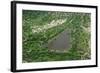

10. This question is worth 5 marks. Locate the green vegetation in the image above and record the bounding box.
[22,10,91,63]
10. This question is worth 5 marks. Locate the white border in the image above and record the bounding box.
[16,3,96,70]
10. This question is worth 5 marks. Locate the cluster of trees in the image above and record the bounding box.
[22,10,91,62]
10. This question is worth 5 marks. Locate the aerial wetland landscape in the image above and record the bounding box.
[22,10,91,63]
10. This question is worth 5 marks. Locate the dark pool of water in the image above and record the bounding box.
[47,29,70,52]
